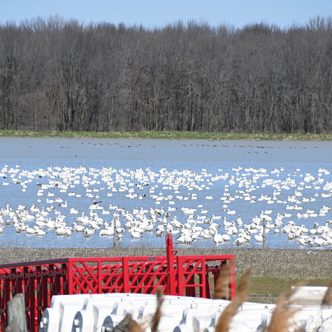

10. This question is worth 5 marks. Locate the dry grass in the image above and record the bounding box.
[215,268,251,332]
[128,315,145,332]
[321,281,332,305]
[150,289,164,332]
[112,313,144,332]
[265,283,305,332]
[214,262,231,299]
[114,289,164,332]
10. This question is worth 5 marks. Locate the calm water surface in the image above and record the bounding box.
[0,138,331,249]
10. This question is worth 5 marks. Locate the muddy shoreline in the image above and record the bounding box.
[0,247,331,279]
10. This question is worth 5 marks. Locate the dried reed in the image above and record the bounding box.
[151,288,164,332]
[321,281,332,306]
[128,315,146,332]
[215,268,252,332]
[113,313,145,332]
[214,262,231,299]
[265,283,303,332]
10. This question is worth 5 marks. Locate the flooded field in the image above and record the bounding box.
[0,137,331,249]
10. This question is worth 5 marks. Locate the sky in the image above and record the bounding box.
[1,0,332,29]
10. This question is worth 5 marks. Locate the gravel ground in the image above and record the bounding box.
[0,246,331,279]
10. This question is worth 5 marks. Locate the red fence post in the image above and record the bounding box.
[67,260,73,295]
[0,275,5,331]
[200,259,207,298]
[98,259,102,294]
[166,232,176,295]
[230,257,236,299]
[122,257,129,293]
[176,256,184,296]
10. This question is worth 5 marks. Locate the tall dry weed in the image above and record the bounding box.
[265,283,304,332]
[128,315,146,332]
[214,262,231,299]
[321,281,332,305]
[214,268,252,332]
[113,313,145,332]
[150,288,164,332]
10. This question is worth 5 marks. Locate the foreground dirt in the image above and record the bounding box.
[0,246,331,279]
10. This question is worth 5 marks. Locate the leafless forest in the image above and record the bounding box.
[0,16,332,133]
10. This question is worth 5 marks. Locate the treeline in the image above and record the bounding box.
[0,16,332,133]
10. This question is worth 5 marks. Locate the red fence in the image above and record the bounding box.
[0,234,235,332]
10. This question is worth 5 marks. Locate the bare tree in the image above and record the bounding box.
[0,17,331,133]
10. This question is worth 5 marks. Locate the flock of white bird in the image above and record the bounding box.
[0,164,332,248]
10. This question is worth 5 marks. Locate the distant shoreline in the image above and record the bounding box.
[1,130,332,141]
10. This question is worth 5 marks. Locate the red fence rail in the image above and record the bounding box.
[0,260,68,332]
[0,234,235,332]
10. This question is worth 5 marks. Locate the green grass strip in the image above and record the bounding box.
[248,277,331,303]
[1,130,332,140]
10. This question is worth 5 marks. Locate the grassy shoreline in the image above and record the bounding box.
[1,129,332,140]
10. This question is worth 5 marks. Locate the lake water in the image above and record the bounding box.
[0,137,331,249]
